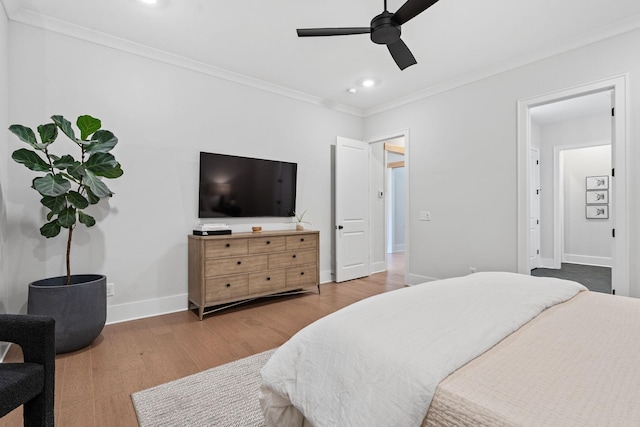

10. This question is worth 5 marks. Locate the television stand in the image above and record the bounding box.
[188,230,320,319]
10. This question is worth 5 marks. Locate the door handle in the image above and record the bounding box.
[336,225,344,230]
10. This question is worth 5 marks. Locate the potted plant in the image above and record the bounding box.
[293,210,311,231]
[8,114,123,353]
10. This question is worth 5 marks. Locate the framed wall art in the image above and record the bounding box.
[586,205,609,219]
[586,175,609,190]
[586,190,608,204]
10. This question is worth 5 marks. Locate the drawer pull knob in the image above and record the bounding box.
[226,243,230,248]
[266,241,271,244]
[292,255,297,258]
[300,272,305,275]
[237,261,242,265]
[266,277,271,281]
[300,238,305,242]
[226,283,231,288]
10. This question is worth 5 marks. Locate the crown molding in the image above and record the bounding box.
[3,3,365,118]
[0,0,19,17]
[5,0,639,120]
[364,14,640,117]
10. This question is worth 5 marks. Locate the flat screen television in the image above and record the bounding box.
[198,152,297,218]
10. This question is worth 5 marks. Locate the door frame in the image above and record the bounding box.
[529,146,540,269]
[365,129,410,284]
[517,75,628,296]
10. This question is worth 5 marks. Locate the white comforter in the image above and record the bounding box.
[259,272,586,427]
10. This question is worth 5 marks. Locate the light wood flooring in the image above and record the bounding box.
[1,253,406,426]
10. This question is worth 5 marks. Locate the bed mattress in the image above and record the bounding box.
[260,272,587,427]
[425,291,640,426]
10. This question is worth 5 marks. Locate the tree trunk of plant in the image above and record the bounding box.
[66,226,73,285]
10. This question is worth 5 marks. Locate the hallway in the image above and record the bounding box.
[531,263,611,294]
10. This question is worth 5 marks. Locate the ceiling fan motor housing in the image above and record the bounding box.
[370,11,401,45]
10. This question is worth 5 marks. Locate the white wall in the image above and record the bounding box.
[0,2,9,316]
[6,22,362,321]
[536,113,611,266]
[0,2,9,360]
[563,145,611,265]
[364,28,640,295]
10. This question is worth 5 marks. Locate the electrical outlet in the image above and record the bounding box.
[419,211,431,221]
[106,282,115,297]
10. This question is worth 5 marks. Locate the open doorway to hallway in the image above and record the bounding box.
[529,91,612,294]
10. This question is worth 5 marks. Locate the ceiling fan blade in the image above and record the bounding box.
[387,38,417,70]
[392,0,439,25]
[297,27,371,37]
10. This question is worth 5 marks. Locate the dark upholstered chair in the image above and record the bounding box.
[0,314,55,426]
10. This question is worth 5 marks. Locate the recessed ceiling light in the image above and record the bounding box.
[347,88,357,94]
[138,0,158,5]
[361,79,376,88]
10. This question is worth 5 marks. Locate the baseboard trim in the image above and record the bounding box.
[562,254,612,268]
[538,257,557,269]
[106,270,335,324]
[407,273,438,286]
[106,294,188,325]
[370,261,386,275]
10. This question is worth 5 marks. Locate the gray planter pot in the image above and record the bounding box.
[28,274,107,354]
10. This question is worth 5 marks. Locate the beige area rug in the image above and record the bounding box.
[131,349,276,426]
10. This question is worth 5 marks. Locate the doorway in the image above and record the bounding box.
[517,76,628,296]
[384,139,405,256]
[528,93,613,293]
[366,130,410,284]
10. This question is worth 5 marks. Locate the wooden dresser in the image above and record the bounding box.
[188,230,319,319]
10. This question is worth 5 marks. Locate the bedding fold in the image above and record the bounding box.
[260,272,586,427]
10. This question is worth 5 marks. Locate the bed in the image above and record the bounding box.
[259,272,640,426]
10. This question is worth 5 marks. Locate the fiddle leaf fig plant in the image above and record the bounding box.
[9,115,123,285]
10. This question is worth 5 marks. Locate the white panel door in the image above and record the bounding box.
[530,147,540,269]
[335,136,370,282]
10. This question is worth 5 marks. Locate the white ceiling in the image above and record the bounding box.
[4,0,640,116]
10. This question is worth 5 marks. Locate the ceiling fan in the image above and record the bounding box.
[296,0,440,70]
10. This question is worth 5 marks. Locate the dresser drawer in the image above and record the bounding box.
[286,234,318,251]
[205,274,249,302]
[248,236,286,254]
[249,269,286,294]
[205,239,248,258]
[269,249,317,269]
[286,265,317,288]
[205,254,268,277]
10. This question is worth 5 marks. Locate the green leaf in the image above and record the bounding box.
[8,124,37,146]
[51,115,76,141]
[77,115,101,141]
[85,152,118,174]
[12,148,51,172]
[67,191,89,209]
[40,220,61,238]
[58,207,76,228]
[85,130,118,153]
[52,154,76,170]
[66,162,86,180]
[78,211,96,227]
[37,123,58,145]
[41,195,66,214]
[98,163,124,179]
[32,174,71,197]
[83,170,112,198]
[85,188,100,205]
[47,211,55,221]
